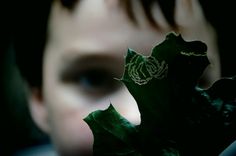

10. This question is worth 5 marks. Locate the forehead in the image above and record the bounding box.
[47,0,169,56]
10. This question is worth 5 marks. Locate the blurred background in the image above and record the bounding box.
[1,1,49,155]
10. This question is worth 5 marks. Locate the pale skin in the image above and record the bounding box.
[29,0,221,155]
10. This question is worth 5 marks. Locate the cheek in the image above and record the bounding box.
[50,108,94,154]
[43,84,103,153]
[44,81,141,154]
[109,87,141,125]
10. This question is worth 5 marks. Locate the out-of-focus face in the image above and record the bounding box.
[34,0,220,155]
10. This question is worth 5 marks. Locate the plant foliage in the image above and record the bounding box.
[84,32,236,156]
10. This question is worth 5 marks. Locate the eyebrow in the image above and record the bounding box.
[62,53,124,68]
[60,53,125,81]
[60,0,80,10]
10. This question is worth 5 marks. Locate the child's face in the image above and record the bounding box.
[31,0,220,155]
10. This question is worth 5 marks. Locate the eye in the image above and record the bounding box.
[62,68,122,97]
[78,68,121,94]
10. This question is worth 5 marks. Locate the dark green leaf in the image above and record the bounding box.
[84,32,236,156]
[84,104,142,156]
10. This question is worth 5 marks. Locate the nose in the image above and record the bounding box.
[110,87,141,125]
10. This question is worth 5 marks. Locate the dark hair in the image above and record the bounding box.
[14,0,235,88]
[14,0,53,87]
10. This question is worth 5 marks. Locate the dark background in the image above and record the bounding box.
[1,0,49,155]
